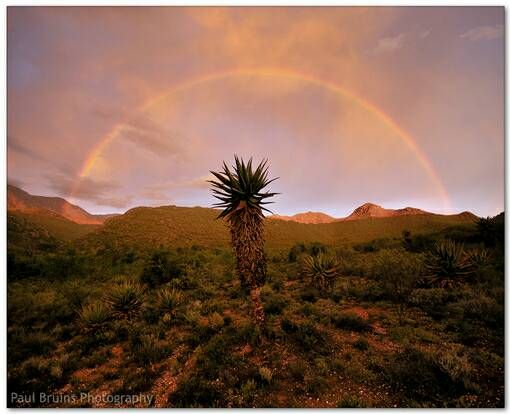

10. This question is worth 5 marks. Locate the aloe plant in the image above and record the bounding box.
[302,253,339,292]
[209,156,278,326]
[424,240,473,288]
[156,287,183,315]
[78,301,111,332]
[105,281,144,318]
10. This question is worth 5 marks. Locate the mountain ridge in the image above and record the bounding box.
[7,184,117,225]
[7,184,478,226]
[269,202,477,224]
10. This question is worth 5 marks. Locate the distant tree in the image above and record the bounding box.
[209,156,278,326]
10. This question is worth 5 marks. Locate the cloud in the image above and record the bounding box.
[93,108,184,157]
[460,24,503,41]
[420,29,431,39]
[8,135,75,174]
[373,33,405,54]
[46,174,132,208]
[141,174,213,201]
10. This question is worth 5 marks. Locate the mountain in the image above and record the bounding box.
[268,211,336,224]
[341,202,428,221]
[7,184,117,225]
[269,202,476,224]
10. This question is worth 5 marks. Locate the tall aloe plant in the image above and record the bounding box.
[209,156,278,326]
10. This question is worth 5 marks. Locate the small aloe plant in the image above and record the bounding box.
[105,281,144,318]
[78,301,111,332]
[302,253,340,292]
[424,240,474,288]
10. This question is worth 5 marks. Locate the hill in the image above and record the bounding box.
[7,184,117,224]
[268,211,336,224]
[8,210,100,244]
[81,204,478,252]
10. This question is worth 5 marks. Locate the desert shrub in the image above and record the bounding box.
[170,375,222,407]
[409,288,452,319]
[300,286,319,302]
[353,337,369,351]
[337,396,366,408]
[354,237,396,253]
[476,215,504,248]
[371,249,422,320]
[105,281,144,318]
[258,367,273,384]
[262,293,287,315]
[240,379,257,405]
[128,333,170,365]
[156,287,183,315]
[331,312,371,332]
[281,318,328,354]
[384,345,472,403]
[288,242,329,262]
[78,301,111,332]
[449,294,503,328]
[8,328,56,364]
[304,375,328,396]
[140,249,184,288]
[8,355,71,405]
[113,366,159,396]
[288,360,307,380]
[371,249,422,299]
[402,230,436,253]
[338,278,385,302]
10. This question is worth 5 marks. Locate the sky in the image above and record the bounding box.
[7,7,504,217]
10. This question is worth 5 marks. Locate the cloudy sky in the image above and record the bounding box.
[7,7,504,217]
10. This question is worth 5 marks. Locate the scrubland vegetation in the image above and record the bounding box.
[7,209,504,407]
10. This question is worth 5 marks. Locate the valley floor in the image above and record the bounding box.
[7,232,504,408]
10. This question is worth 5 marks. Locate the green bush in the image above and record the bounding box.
[140,249,184,288]
[409,288,452,319]
[331,312,371,332]
[384,345,472,403]
[262,293,287,315]
[129,333,170,365]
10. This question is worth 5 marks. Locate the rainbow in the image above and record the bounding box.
[73,68,452,211]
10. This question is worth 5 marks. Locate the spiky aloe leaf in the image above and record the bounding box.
[208,155,279,219]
